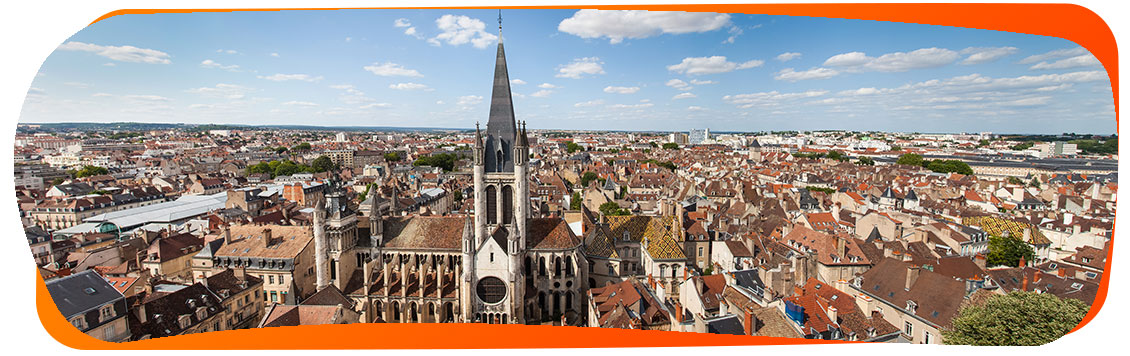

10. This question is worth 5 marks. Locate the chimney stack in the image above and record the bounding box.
[835,235,847,260]
[1019,255,1026,268]
[222,223,232,245]
[263,228,273,247]
[675,301,684,323]
[1021,273,1029,291]
[905,266,920,291]
[743,307,756,336]
[826,305,838,324]
[1057,267,1066,277]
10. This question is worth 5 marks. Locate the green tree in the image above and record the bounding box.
[453,190,463,201]
[310,155,337,173]
[986,235,1035,267]
[580,172,599,187]
[274,146,289,154]
[73,165,109,178]
[1010,142,1034,151]
[896,153,925,167]
[1029,177,1042,189]
[977,139,991,147]
[274,161,305,177]
[925,160,974,175]
[565,142,581,154]
[857,156,875,166]
[598,201,630,216]
[292,142,312,151]
[825,150,846,161]
[943,291,1088,345]
[662,142,679,150]
[384,152,402,162]
[569,192,582,210]
[413,153,459,171]
[51,177,65,186]
[890,145,903,151]
[1008,176,1024,185]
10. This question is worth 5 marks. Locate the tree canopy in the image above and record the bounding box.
[565,141,581,154]
[943,291,1088,346]
[70,165,109,178]
[925,159,974,175]
[412,153,459,171]
[569,192,582,210]
[598,201,630,216]
[580,172,599,187]
[662,142,679,150]
[291,142,312,151]
[384,152,402,162]
[986,235,1035,268]
[856,156,875,166]
[310,155,337,173]
[896,153,925,166]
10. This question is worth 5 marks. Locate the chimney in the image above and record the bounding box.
[648,274,656,290]
[827,305,838,324]
[1021,273,1029,291]
[1057,267,1066,277]
[263,228,273,247]
[743,307,756,335]
[233,267,245,281]
[905,266,920,291]
[1033,271,1042,284]
[1019,255,1026,268]
[835,235,846,260]
[973,253,986,270]
[675,301,684,323]
[222,223,232,245]
[137,303,147,324]
[1063,213,1074,225]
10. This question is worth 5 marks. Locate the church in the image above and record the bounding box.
[319,19,588,325]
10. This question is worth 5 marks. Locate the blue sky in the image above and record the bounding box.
[21,9,1116,134]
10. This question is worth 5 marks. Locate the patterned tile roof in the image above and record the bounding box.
[962,215,1051,246]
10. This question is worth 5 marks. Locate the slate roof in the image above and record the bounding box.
[45,270,124,319]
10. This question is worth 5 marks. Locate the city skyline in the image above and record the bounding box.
[21,9,1116,134]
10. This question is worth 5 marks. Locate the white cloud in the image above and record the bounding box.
[608,103,654,109]
[394,18,411,28]
[91,92,113,97]
[776,52,802,62]
[258,73,323,82]
[1029,54,1101,70]
[672,92,696,100]
[574,99,604,107]
[839,87,883,96]
[270,52,280,57]
[723,90,828,109]
[1019,47,1088,64]
[774,67,840,82]
[282,101,319,107]
[200,59,240,71]
[667,56,762,75]
[329,84,376,105]
[63,82,92,88]
[558,10,730,44]
[604,86,640,94]
[688,106,704,111]
[959,47,1018,65]
[389,82,431,91]
[217,49,239,54]
[56,41,171,64]
[723,25,744,44]
[123,94,172,102]
[359,103,392,109]
[689,79,716,85]
[363,62,423,77]
[186,83,254,99]
[538,83,558,89]
[531,90,553,98]
[511,79,527,85]
[457,95,483,106]
[428,15,497,49]
[823,48,960,72]
[556,57,605,79]
[666,79,692,91]
[345,37,352,42]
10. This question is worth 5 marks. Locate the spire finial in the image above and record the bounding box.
[498,9,503,33]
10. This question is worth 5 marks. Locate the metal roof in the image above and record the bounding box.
[45,270,124,319]
[83,192,227,231]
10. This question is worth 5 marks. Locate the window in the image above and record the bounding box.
[490,253,494,263]
[71,317,86,330]
[270,291,277,302]
[904,321,913,336]
[268,275,275,284]
[697,247,703,257]
[924,331,932,344]
[100,305,115,321]
[103,324,116,340]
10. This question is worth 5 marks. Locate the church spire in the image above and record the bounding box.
[483,11,517,173]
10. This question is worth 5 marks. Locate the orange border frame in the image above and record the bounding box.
[35,3,1117,349]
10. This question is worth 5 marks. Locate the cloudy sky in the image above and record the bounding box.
[21,9,1115,134]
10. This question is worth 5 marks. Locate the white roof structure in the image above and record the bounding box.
[83,192,227,232]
